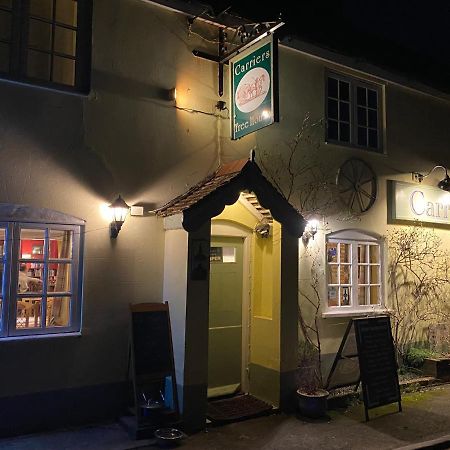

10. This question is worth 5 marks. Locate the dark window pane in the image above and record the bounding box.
[30,0,53,20]
[368,89,377,109]
[56,0,77,27]
[339,81,350,101]
[28,19,52,51]
[0,10,11,41]
[52,56,75,86]
[0,42,9,73]
[368,129,378,148]
[339,123,350,142]
[327,120,338,140]
[357,87,367,106]
[358,127,367,146]
[339,102,350,122]
[327,99,338,119]
[27,49,51,81]
[328,77,338,98]
[368,109,377,128]
[357,107,367,126]
[54,26,76,56]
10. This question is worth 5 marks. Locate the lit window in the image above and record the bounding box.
[0,207,84,338]
[326,230,383,313]
[326,72,383,152]
[0,0,92,93]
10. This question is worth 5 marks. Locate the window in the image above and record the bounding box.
[0,0,92,93]
[326,72,383,152]
[326,230,383,314]
[0,207,84,338]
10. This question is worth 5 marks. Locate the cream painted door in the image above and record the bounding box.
[208,237,244,397]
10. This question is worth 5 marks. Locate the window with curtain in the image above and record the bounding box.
[0,218,83,338]
[0,0,92,93]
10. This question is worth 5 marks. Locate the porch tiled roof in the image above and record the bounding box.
[156,159,248,217]
[156,157,306,237]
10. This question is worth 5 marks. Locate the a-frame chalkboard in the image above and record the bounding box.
[122,302,180,438]
[327,316,401,421]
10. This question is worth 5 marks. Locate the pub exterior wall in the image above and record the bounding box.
[0,0,448,433]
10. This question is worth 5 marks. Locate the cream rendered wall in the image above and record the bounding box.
[0,0,449,424]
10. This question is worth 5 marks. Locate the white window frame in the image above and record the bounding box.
[0,204,84,338]
[325,71,384,153]
[323,229,385,317]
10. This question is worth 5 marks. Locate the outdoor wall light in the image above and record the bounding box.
[413,165,450,192]
[302,219,319,243]
[109,195,130,239]
[167,87,177,102]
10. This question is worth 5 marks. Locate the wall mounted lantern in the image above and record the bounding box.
[413,165,450,192]
[109,195,130,238]
[302,219,319,243]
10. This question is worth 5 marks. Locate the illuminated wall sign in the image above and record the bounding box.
[230,35,277,140]
[389,180,450,226]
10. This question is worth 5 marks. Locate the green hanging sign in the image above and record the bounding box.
[230,36,277,140]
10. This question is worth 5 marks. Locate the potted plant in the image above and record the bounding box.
[296,246,329,419]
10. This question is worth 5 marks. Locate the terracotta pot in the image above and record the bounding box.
[296,388,329,418]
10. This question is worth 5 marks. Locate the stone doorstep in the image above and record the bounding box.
[394,435,450,450]
[327,376,443,409]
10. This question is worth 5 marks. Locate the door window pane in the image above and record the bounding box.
[49,229,73,259]
[340,287,351,306]
[16,298,42,329]
[328,286,338,307]
[52,55,75,85]
[27,49,51,80]
[49,263,71,292]
[28,19,53,51]
[370,286,380,305]
[358,287,367,305]
[20,229,45,258]
[18,263,44,293]
[30,0,53,20]
[54,26,76,56]
[47,296,70,327]
[327,243,338,263]
[56,0,77,27]
[340,243,350,262]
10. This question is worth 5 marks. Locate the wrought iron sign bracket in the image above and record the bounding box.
[192,21,284,97]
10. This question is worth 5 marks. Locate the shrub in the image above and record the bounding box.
[404,347,434,369]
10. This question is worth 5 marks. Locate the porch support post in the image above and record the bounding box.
[279,228,299,411]
[182,220,211,431]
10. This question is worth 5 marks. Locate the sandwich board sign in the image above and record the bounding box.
[326,316,402,421]
[230,35,278,140]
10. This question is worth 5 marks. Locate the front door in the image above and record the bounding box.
[208,237,244,397]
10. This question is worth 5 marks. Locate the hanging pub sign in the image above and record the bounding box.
[230,35,278,140]
[389,180,450,227]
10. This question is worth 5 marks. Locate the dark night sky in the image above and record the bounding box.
[205,0,450,92]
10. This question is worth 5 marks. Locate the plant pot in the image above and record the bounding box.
[296,388,329,419]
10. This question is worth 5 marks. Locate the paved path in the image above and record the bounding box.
[1,385,450,449]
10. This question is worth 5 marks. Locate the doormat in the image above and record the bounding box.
[207,394,274,424]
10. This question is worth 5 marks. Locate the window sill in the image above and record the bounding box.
[324,139,386,156]
[0,332,82,342]
[322,308,391,318]
[0,77,90,98]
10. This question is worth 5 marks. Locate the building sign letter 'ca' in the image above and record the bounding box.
[230,36,277,140]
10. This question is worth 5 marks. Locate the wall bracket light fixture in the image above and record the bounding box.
[412,165,450,192]
[109,195,130,238]
[302,219,319,244]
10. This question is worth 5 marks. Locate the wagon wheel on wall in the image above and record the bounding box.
[336,158,377,214]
